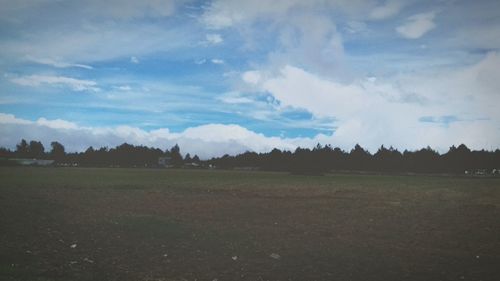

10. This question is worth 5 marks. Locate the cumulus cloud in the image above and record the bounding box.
[253,65,366,118]
[10,75,100,92]
[241,52,500,151]
[396,12,436,39]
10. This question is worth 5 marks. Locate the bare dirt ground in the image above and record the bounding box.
[1,167,499,281]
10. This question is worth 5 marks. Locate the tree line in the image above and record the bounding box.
[1,139,499,174]
[209,144,500,174]
[0,139,198,168]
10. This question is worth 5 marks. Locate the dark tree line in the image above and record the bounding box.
[208,144,500,174]
[0,139,199,168]
[1,139,499,174]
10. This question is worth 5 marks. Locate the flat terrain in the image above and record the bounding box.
[1,167,499,281]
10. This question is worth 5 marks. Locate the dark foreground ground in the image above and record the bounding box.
[0,167,499,281]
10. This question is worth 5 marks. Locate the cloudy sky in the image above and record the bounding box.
[1,0,499,158]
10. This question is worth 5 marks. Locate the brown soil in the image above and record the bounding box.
[1,167,499,281]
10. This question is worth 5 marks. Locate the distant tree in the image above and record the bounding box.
[50,141,66,163]
[170,144,183,167]
[15,139,29,158]
[403,146,440,172]
[349,144,372,171]
[289,147,326,175]
[443,144,473,173]
[373,145,403,172]
[192,155,201,164]
[184,153,192,163]
[28,140,45,159]
[0,147,13,158]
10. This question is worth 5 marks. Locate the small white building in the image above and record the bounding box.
[158,156,172,168]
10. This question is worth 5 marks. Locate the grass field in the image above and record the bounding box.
[1,167,499,281]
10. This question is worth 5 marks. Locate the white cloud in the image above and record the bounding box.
[36,118,78,130]
[369,1,402,20]
[201,0,304,29]
[241,52,500,151]
[217,91,254,104]
[130,56,140,64]
[242,70,262,84]
[200,0,385,29]
[10,75,100,92]
[253,65,367,118]
[0,113,31,125]
[82,0,179,20]
[0,0,181,21]
[201,1,350,78]
[114,85,132,91]
[205,33,223,45]
[211,59,225,64]
[344,21,367,34]
[396,12,436,39]
[27,57,93,69]
[0,22,192,64]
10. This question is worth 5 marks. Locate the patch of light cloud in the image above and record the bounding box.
[0,21,193,64]
[205,33,223,45]
[114,85,132,91]
[216,91,254,104]
[242,70,262,85]
[200,0,392,30]
[211,58,224,64]
[396,11,436,39]
[195,59,207,64]
[369,1,403,20]
[344,21,367,34]
[70,0,180,21]
[9,74,100,92]
[130,56,140,64]
[35,117,79,130]
[26,56,93,69]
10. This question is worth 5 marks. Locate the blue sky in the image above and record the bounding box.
[1,0,499,158]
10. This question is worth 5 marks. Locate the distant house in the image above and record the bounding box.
[158,156,172,168]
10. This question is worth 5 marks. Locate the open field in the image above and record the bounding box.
[1,167,499,281]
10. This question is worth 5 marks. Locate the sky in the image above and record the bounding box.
[0,0,499,159]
